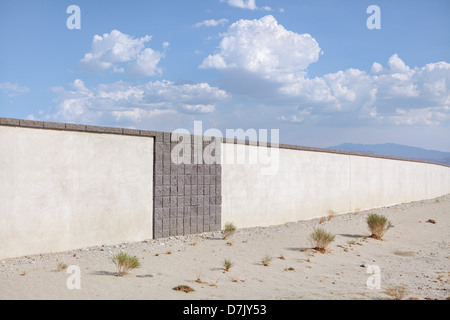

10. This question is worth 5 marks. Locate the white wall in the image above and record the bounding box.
[221,143,450,229]
[0,126,153,259]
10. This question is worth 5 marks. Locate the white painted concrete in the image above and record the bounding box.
[221,143,450,229]
[0,126,153,259]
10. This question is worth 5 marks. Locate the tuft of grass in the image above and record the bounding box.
[285,267,295,272]
[223,222,237,240]
[309,228,335,253]
[367,214,392,240]
[223,259,233,271]
[173,285,195,293]
[384,286,407,300]
[56,262,68,272]
[279,254,286,260]
[112,251,141,277]
[261,254,272,267]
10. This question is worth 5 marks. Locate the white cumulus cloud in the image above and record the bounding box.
[198,15,450,126]
[199,15,321,82]
[79,30,166,77]
[193,19,229,28]
[279,56,450,126]
[199,15,450,127]
[43,79,229,125]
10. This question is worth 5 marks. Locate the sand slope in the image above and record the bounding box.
[1,195,449,300]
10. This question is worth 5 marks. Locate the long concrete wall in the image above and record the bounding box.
[1,117,449,259]
[0,125,154,259]
[221,143,450,229]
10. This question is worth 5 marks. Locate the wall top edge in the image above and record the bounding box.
[1,117,449,168]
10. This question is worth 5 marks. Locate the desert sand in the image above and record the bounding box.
[1,194,449,300]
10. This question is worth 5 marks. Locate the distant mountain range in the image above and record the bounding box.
[326,143,450,166]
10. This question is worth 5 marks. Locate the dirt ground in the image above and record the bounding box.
[1,195,449,300]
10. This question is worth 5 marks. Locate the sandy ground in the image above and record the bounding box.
[1,194,449,300]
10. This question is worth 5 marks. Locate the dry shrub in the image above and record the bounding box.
[173,285,195,293]
[112,251,141,277]
[223,222,237,240]
[384,286,407,300]
[367,214,392,240]
[56,262,68,272]
[261,255,272,266]
[223,259,233,271]
[309,228,335,253]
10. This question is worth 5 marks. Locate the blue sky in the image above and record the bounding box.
[1,0,449,151]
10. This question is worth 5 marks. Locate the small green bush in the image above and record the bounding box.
[223,222,237,239]
[56,262,68,272]
[112,251,141,277]
[309,228,335,253]
[367,214,392,240]
[223,259,233,271]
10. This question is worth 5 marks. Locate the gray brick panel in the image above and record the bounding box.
[152,130,222,239]
[154,197,163,209]
[0,117,20,126]
[170,196,177,207]
[162,197,170,207]
[162,218,170,230]
[154,219,163,230]
[154,208,163,220]
[155,165,163,175]
[86,125,123,134]
[184,217,190,228]
[162,208,170,219]
[122,128,140,136]
[170,218,177,230]
[19,119,45,128]
[163,165,170,175]
[154,230,163,239]
[43,121,66,130]
[139,130,158,137]
[162,186,170,196]
[155,175,163,186]
[154,132,163,142]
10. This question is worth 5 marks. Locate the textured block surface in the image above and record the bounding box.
[153,132,222,238]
